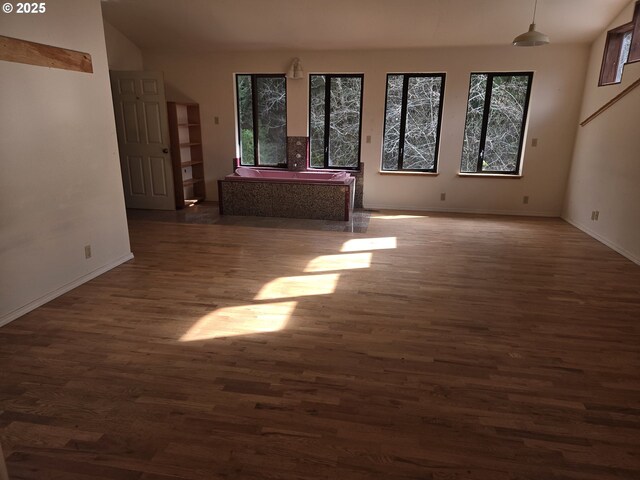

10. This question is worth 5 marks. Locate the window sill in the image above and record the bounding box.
[378,170,439,176]
[310,168,362,173]
[458,173,522,178]
[239,165,288,170]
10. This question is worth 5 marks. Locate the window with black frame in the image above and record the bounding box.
[236,74,287,167]
[309,74,363,170]
[460,72,533,175]
[382,73,446,172]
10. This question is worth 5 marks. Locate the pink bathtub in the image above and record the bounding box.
[227,167,353,185]
[219,167,356,220]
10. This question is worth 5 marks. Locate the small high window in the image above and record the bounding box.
[309,74,363,170]
[600,1,640,86]
[460,72,533,175]
[381,74,446,172]
[236,74,287,166]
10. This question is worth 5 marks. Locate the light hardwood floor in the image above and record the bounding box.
[1,212,639,479]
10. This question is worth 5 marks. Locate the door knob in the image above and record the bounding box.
[162,148,169,153]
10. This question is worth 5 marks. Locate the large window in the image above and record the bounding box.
[461,72,533,175]
[309,74,363,170]
[236,74,287,166]
[382,73,445,172]
[599,2,640,86]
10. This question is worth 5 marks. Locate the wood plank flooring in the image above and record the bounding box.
[1,212,639,479]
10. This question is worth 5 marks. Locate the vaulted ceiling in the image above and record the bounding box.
[101,0,631,52]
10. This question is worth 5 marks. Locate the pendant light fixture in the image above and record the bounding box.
[513,0,550,47]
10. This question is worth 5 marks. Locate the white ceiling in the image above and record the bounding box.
[101,0,631,52]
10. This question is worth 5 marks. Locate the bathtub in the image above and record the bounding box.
[231,167,351,183]
[218,167,356,220]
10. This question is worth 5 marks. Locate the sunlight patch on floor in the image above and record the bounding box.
[304,252,372,273]
[254,273,340,300]
[180,301,297,341]
[341,236,397,252]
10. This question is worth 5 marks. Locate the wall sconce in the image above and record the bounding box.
[287,58,304,79]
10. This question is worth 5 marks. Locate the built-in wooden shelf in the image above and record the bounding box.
[167,101,206,209]
[181,160,204,167]
[183,178,204,187]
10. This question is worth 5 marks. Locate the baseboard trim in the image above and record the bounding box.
[561,216,640,266]
[365,204,558,218]
[0,252,134,328]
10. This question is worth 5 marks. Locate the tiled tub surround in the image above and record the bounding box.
[352,163,364,209]
[219,168,356,221]
[287,136,309,171]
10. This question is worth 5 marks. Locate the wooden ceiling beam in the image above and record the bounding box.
[0,35,92,73]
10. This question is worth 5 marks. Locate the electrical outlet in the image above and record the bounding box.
[366,135,371,144]
[532,138,538,147]
[591,211,596,220]
[595,210,600,221]
[84,245,92,259]
[214,116,220,125]
[440,193,446,201]
[523,195,529,204]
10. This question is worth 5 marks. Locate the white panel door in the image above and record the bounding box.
[110,71,175,210]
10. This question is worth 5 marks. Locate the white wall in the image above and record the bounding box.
[563,1,640,264]
[0,0,132,325]
[103,19,144,71]
[143,44,588,216]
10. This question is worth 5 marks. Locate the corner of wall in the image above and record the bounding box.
[102,16,144,71]
[561,0,640,265]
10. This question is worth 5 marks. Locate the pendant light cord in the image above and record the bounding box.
[532,0,538,23]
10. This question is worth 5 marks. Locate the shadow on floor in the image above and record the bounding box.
[126,202,371,233]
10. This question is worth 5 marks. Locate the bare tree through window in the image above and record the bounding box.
[309,74,363,169]
[309,75,326,168]
[461,74,487,173]
[616,31,633,83]
[382,73,445,171]
[236,74,287,166]
[461,73,533,174]
[237,75,255,165]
